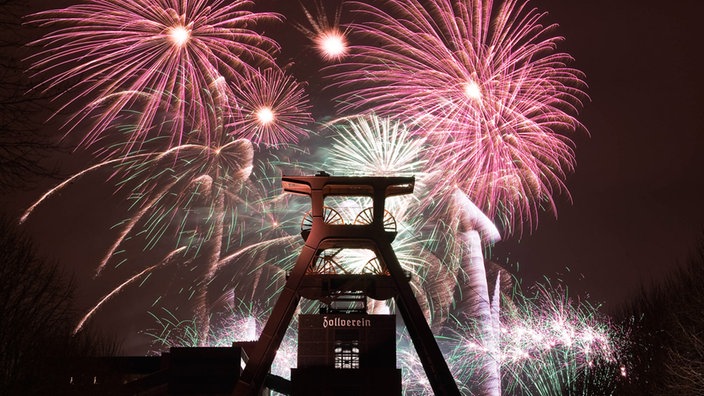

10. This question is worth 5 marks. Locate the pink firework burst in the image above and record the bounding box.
[328,0,588,234]
[27,0,280,153]
[228,67,312,147]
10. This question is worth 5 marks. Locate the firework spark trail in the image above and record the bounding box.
[18,154,148,224]
[327,0,588,235]
[210,231,302,310]
[18,141,214,228]
[21,69,312,335]
[26,0,280,152]
[95,177,183,277]
[75,246,187,334]
[215,235,299,273]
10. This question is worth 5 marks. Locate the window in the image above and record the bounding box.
[334,341,360,369]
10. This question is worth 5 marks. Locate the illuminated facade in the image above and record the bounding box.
[292,314,400,395]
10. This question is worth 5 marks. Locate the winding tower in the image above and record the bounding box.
[233,173,460,395]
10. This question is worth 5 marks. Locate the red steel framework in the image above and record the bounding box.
[233,173,460,395]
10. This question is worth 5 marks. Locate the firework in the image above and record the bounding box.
[27,0,280,152]
[229,67,313,147]
[19,6,609,396]
[322,114,427,179]
[327,0,587,235]
[446,282,626,395]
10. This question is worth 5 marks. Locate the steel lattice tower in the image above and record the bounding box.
[233,173,460,395]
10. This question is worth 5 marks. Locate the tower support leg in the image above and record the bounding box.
[233,244,317,395]
[378,243,461,396]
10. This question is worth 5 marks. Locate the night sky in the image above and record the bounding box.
[3,0,704,353]
[493,0,704,311]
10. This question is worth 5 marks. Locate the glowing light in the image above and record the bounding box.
[296,2,347,61]
[317,30,347,60]
[168,25,190,47]
[463,80,482,101]
[256,107,275,125]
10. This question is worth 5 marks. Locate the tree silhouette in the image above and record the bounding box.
[618,237,704,395]
[0,217,119,395]
[0,0,58,193]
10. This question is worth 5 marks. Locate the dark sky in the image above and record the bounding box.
[491,0,704,311]
[4,0,704,352]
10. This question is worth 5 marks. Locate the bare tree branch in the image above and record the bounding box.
[0,0,60,193]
